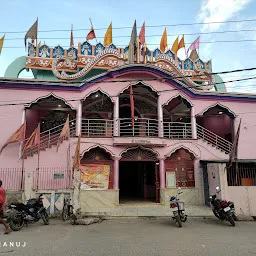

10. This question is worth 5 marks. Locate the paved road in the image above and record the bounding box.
[0,218,255,256]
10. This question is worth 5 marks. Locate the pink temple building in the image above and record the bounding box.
[0,33,256,217]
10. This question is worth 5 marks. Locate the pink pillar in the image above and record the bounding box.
[159,158,165,189]
[113,157,121,190]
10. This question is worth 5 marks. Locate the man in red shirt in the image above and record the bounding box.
[0,180,11,234]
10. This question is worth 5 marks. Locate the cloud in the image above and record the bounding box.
[198,0,252,32]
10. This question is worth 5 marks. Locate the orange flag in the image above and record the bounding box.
[130,83,135,128]
[160,28,167,53]
[0,122,26,154]
[22,124,40,156]
[178,35,185,50]
[139,22,145,45]
[73,135,81,170]
[57,115,70,151]
[86,18,96,41]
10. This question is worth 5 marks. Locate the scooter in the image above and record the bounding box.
[167,187,187,227]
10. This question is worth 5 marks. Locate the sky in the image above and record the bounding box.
[0,0,256,92]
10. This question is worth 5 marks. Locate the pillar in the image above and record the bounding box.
[76,100,82,136]
[72,167,81,217]
[158,96,164,138]
[219,163,229,200]
[191,106,197,139]
[113,156,121,190]
[194,159,204,205]
[113,97,119,137]
[159,158,165,189]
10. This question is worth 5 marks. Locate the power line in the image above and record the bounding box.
[4,28,256,41]
[1,18,256,34]
[3,39,256,49]
[0,75,256,107]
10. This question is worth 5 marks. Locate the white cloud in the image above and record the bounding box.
[198,0,252,32]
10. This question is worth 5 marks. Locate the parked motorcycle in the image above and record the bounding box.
[5,194,49,231]
[167,187,187,227]
[209,186,238,226]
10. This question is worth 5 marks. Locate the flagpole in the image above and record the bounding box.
[37,123,40,190]
[89,18,98,44]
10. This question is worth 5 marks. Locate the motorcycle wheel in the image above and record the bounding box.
[233,214,239,221]
[42,211,50,225]
[180,215,187,222]
[8,210,24,231]
[229,216,235,226]
[213,210,221,219]
[175,215,182,227]
[62,205,69,221]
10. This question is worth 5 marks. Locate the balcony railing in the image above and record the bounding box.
[81,119,114,137]
[163,122,192,139]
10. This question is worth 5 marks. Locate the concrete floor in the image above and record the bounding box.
[0,218,255,256]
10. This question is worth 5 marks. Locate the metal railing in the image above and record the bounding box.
[196,124,233,154]
[81,119,113,137]
[163,122,192,139]
[119,118,158,137]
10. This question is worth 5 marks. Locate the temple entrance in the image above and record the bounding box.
[119,161,157,203]
[119,146,160,204]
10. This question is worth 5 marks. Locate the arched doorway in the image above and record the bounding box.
[119,82,158,137]
[119,146,159,203]
[196,104,235,143]
[163,95,192,139]
[165,148,195,187]
[81,147,114,189]
[25,95,76,138]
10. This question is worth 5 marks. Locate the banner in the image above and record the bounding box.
[80,164,110,190]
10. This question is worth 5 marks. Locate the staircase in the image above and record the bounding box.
[23,120,76,158]
[196,124,232,154]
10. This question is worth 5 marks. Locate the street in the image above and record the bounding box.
[0,218,255,256]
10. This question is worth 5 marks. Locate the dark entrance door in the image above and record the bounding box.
[119,161,157,203]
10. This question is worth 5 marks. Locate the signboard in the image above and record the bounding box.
[166,172,176,188]
[53,173,64,179]
[80,165,110,190]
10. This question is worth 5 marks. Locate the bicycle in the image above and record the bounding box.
[62,198,76,224]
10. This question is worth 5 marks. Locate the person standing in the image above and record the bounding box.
[0,180,11,234]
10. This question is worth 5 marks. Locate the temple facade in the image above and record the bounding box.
[0,37,256,217]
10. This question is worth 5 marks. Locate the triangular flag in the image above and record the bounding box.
[86,18,96,41]
[0,34,5,55]
[130,83,135,128]
[139,22,145,45]
[22,124,40,157]
[178,35,185,50]
[160,28,167,53]
[57,115,70,151]
[187,36,200,55]
[70,25,74,47]
[25,18,38,48]
[104,22,112,46]
[73,135,81,170]
[128,20,137,64]
[171,36,179,55]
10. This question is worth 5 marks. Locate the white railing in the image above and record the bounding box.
[23,120,76,158]
[119,118,158,137]
[81,119,113,137]
[196,124,233,154]
[163,122,192,139]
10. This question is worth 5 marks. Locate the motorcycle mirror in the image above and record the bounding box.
[216,186,220,191]
[178,187,181,191]
[39,193,43,197]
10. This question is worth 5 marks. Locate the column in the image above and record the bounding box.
[76,100,82,136]
[158,96,164,138]
[191,106,197,139]
[159,158,165,189]
[194,159,204,205]
[219,163,229,200]
[113,156,121,190]
[113,97,119,137]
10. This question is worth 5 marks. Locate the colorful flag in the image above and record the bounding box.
[73,135,81,170]
[187,36,200,55]
[37,41,41,48]
[22,124,40,156]
[86,18,96,41]
[160,28,167,53]
[128,20,137,64]
[24,18,38,48]
[70,25,74,47]
[171,36,179,55]
[104,22,112,46]
[227,119,241,168]
[57,115,70,151]
[0,122,26,154]
[178,35,185,50]
[0,34,5,55]
[130,83,135,127]
[139,22,145,45]
[189,49,199,61]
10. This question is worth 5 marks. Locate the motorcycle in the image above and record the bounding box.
[209,186,238,226]
[5,194,49,231]
[167,187,187,227]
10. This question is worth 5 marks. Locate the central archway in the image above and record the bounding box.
[119,147,159,203]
